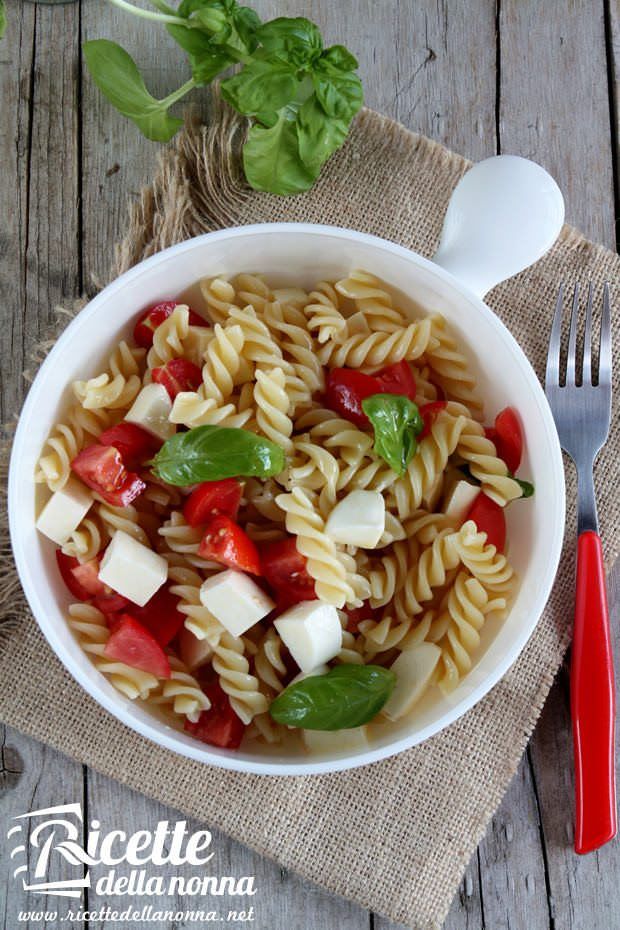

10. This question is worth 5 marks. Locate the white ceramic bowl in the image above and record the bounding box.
[9,157,566,775]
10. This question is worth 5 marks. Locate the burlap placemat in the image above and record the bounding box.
[1,102,619,930]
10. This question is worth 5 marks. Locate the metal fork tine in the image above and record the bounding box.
[599,282,612,386]
[546,284,564,387]
[566,283,579,385]
[583,282,594,385]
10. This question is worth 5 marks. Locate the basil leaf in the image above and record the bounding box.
[233,6,262,52]
[514,477,535,498]
[257,17,322,65]
[312,65,363,121]
[221,59,299,115]
[243,112,319,195]
[269,664,396,731]
[362,394,423,477]
[83,40,184,142]
[297,95,349,171]
[166,25,235,83]
[321,44,359,73]
[0,1,6,41]
[151,425,285,485]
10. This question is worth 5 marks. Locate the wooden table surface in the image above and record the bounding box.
[1,2,619,928]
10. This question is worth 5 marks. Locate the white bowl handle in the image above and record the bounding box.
[432,154,565,298]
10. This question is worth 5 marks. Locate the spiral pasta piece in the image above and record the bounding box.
[68,603,159,700]
[335,270,408,333]
[150,654,211,722]
[318,317,436,369]
[304,282,347,343]
[73,341,144,410]
[158,511,217,570]
[35,405,115,492]
[426,315,483,417]
[146,306,190,370]
[287,439,340,502]
[453,520,516,590]
[200,323,246,404]
[61,516,106,564]
[254,627,288,694]
[263,301,322,404]
[254,367,293,452]
[275,487,354,608]
[453,408,523,506]
[212,631,268,724]
[169,390,253,429]
[166,557,225,646]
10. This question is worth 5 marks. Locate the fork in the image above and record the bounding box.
[545,282,616,854]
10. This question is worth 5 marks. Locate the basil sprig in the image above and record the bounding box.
[0,1,5,41]
[151,425,285,485]
[269,664,396,731]
[83,2,363,196]
[362,393,423,477]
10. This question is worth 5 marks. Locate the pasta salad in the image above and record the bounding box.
[34,270,532,754]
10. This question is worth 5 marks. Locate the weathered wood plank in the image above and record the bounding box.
[0,727,85,930]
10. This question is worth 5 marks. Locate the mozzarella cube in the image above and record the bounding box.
[179,625,213,671]
[199,570,274,638]
[125,383,175,441]
[302,726,369,754]
[442,479,480,523]
[325,489,385,549]
[274,602,342,673]
[36,475,93,545]
[98,530,167,606]
[290,664,330,685]
[382,643,441,721]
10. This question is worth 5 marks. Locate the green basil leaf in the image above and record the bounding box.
[233,6,262,52]
[0,1,6,41]
[243,112,319,195]
[514,477,535,498]
[83,40,184,142]
[221,59,299,115]
[297,94,349,171]
[362,394,423,477]
[166,24,235,83]
[321,44,359,72]
[257,17,322,66]
[151,425,285,485]
[269,664,396,730]
[312,66,363,121]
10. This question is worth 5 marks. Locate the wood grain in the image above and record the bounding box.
[1,0,619,928]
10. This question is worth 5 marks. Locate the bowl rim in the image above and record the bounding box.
[8,221,566,776]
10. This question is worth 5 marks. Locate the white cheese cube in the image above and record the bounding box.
[274,602,342,673]
[442,480,480,523]
[125,383,175,441]
[382,643,441,721]
[302,726,369,754]
[36,476,93,545]
[179,625,213,671]
[98,530,167,606]
[290,664,330,685]
[325,489,385,548]
[199,570,274,638]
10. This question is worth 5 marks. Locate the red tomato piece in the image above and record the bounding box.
[133,301,208,349]
[325,368,383,428]
[375,360,417,400]
[465,492,507,552]
[71,444,146,506]
[493,407,523,474]
[152,358,203,400]
[98,422,161,469]
[260,536,317,605]
[70,558,107,597]
[132,587,185,647]
[343,604,377,634]
[198,515,261,575]
[103,614,171,678]
[418,401,448,439]
[93,591,132,615]
[183,478,243,526]
[184,680,246,749]
[56,550,102,600]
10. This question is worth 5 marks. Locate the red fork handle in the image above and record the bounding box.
[571,530,617,854]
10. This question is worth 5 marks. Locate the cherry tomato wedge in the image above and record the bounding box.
[325,369,383,427]
[98,422,161,469]
[198,515,261,575]
[56,550,104,600]
[260,536,316,606]
[465,492,506,552]
[71,444,146,506]
[131,587,185,647]
[418,401,448,438]
[103,614,171,678]
[184,680,245,749]
[492,407,523,474]
[342,604,377,634]
[183,478,243,527]
[133,301,208,349]
[152,358,203,400]
[93,591,132,615]
[375,360,417,401]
